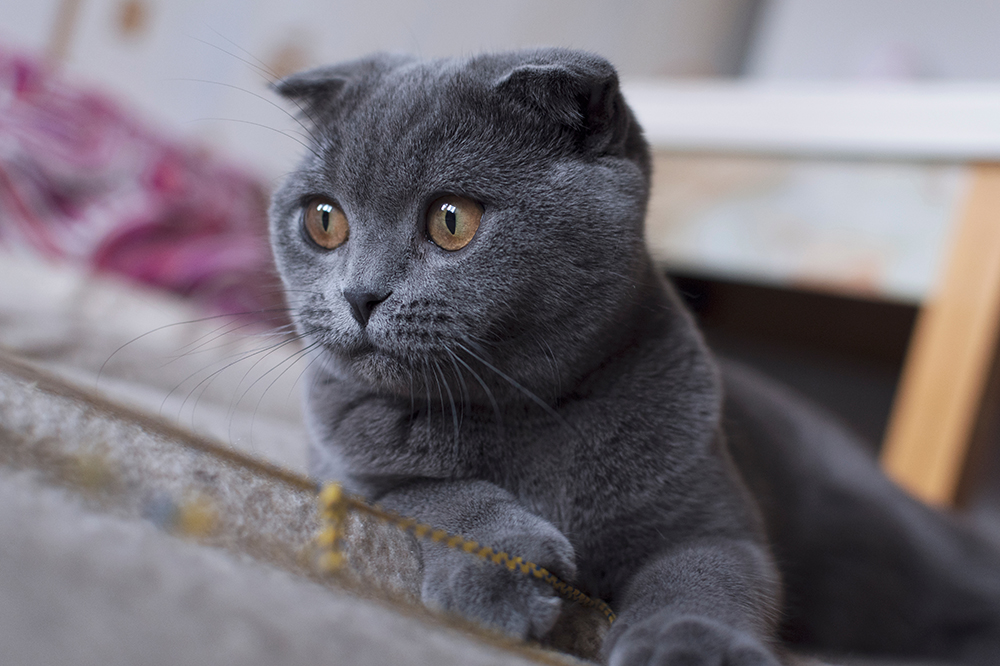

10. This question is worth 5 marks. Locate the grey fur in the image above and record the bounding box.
[269,49,1000,665]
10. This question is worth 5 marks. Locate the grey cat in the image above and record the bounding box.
[268,49,1000,665]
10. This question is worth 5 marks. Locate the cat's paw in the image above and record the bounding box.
[607,614,781,666]
[421,533,576,640]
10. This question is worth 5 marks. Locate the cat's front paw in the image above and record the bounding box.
[607,614,781,666]
[421,534,576,640]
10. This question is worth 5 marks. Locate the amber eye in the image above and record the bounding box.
[426,195,482,251]
[303,197,349,250]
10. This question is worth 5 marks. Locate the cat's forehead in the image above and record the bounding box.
[313,64,554,204]
[348,67,486,155]
[277,48,650,216]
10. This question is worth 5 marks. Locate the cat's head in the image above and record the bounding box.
[269,49,652,404]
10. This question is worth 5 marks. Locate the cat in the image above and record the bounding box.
[268,48,1000,665]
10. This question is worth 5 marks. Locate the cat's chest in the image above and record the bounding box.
[484,429,577,525]
[324,374,705,528]
[473,406,665,533]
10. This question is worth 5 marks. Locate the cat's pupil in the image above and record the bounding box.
[321,210,330,232]
[444,207,457,234]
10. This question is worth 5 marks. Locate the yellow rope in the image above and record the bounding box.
[317,483,616,625]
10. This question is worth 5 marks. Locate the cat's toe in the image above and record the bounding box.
[607,614,781,666]
[422,559,563,639]
[420,525,576,640]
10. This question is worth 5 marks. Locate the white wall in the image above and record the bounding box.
[747,0,1000,80]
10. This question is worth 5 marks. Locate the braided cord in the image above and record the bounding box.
[317,483,616,624]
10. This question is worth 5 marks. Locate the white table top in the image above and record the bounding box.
[619,81,1000,302]
[623,80,1000,161]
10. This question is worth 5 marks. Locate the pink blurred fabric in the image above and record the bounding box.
[0,46,285,325]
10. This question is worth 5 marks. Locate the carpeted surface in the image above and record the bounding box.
[0,465,555,666]
[0,352,591,666]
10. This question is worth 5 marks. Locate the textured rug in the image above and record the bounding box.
[0,254,599,665]
[0,350,601,666]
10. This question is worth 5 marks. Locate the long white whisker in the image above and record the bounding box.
[224,331,316,415]
[444,346,504,439]
[432,358,460,455]
[165,329,314,420]
[443,344,469,426]
[454,340,577,436]
[166,318,284,363]
[243,340,323,449]
[169,77,322,145]
[183,117,322,160]
[421,356,433,431]
[533,333,563,402]
[288,339,328,398]
[98,307,297,384]
[199,27,326,132]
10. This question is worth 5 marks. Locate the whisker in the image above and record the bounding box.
[205,26,282,80]
[288,340,329,398]
[533,333,563,402]
[98,307,297,384]
[400,357,416,434]
[197,330,313,438]
[162,329,314,420]
[432,358,460,453]
[187,34,277,84]
[168,77,321,145]
[182,117,322,160]
[224,330,317,416]
[200,27,326,131]
[259,339,323,407]
[165,318,283,363]
[444,346,504,439]
[442,343,470,424]
[178,327,304,376]
[432,358,446,426]
[454,340,578,437]
[158,321,248,365]
[407,357,415,416]
[421,356,433,430]
[180,337,311,430]
[242,339,323,449]
[301,346,334,418]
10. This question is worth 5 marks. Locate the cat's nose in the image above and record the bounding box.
[343,289,390,328]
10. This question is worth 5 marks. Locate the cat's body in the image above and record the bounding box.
[269,49,1000,665]
[725,363,1000,660]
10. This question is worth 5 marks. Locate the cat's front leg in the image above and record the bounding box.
[377,478,576,640]
[604,537,784,666]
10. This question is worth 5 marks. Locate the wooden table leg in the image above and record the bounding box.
[881,163,1000,507]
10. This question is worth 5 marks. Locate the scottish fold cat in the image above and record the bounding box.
[268,49,1000,665]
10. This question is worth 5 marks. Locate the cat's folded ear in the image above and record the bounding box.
[494,49,634,156]
[272,53,412,126]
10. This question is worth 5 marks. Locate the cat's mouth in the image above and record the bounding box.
[313,330,444,395]
[312,326,508,403]
[299,303,518,402]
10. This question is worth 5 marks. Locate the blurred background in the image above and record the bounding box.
[5,0,1000,177]
[4,0,766,178]
[2,0,1000,517]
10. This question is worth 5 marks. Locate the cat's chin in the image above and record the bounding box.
[350,353,416,394]
[320,343,429,397]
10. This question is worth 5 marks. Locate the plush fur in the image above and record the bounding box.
[269,49,1000,665]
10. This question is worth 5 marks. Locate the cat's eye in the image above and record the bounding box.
[426,195,482,251]
[303,197,349,250]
